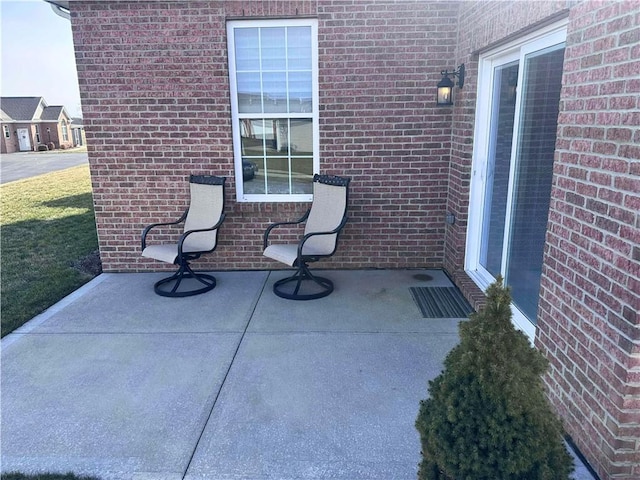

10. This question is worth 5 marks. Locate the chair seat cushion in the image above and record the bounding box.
[263,244,298,266]
[264,243,331,267]
[142,244,179,264]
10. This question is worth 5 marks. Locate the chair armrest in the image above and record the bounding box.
[263,209,311,249]
[296,214,348,259]
[141,210,188,250]
[177,213,226,256]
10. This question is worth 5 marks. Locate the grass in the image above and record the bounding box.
[48,146,88,154]
[1,165,100,337]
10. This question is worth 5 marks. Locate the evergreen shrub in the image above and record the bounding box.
[415,277,574,480]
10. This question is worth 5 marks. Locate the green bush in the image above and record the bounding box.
[415,277,574,480]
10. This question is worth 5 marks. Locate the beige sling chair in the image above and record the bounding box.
[263,174,351,300]
[141,175,226,297]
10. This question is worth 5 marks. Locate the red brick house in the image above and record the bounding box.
[0,96,74,153]
[49,1,638,478]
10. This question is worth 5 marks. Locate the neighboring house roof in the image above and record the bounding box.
[0,97,71,123]
[44,0,69,9]
[41,106,65,121]
[0,108,12,122]
[0,96,45,121]
[43,1,70,20]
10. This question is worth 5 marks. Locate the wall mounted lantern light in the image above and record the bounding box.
[437,64,465,106]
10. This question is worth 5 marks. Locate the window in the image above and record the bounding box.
[227,19,319,202]
[35,125,40,143]
[3,125,9,138]
[61,122,69,142]
[466,22,567,338]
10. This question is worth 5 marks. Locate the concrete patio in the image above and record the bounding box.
[1,269,595,479]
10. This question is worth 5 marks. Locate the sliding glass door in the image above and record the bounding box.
[467,24,567,336]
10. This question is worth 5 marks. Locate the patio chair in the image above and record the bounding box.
[263,174,351,300]
[141,175,226,297]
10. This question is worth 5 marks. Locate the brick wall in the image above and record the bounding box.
[71,1,639,477]
[1,124,18,153]
[537,1,640,478]
[446,1,639,479]
[41,121,74,150]
[71,0,458,272]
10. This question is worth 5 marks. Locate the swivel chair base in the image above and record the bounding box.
[273,264,334,300]
[153,262,216,297]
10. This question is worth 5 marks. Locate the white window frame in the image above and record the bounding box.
[61,122,69,142]
[3,125,10,138]
[227,18,319,203]
[465,20,568,340]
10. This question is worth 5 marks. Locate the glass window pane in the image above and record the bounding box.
[287,27,312,70]
[240,119,265,156]
[507,46,565,321]
[261,28,286,70]
[262,72,287,113]
[480,62,518,277]
[272,119,289,154]
[265,156,291,194]
[288,72,312,113]
[291,157,314,194]
[289,119,313,155]
[235,28,260,71]
[237,72,262,113]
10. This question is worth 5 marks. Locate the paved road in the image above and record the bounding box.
[0,151,89,184]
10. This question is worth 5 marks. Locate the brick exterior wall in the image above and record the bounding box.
[537,1,640,478]
[1,124,21,153]
[71,1,638,478]
[446,1,639,479]
[42,121,74,150]
[71,0,458,272]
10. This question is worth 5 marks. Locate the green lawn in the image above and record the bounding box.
[1,165,100,337]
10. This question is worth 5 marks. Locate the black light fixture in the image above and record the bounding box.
[437,64,465,106]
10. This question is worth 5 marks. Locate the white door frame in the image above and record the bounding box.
[465,21,568,340]
[17,128,31,151]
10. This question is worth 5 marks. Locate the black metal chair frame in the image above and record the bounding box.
[263,174,351,300]
[141,175,226,297]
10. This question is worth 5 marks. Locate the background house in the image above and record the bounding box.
[70,116,86,147]
[50,1,639,479]
[0,96,74,153]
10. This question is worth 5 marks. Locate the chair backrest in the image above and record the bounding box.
[182,175,226,253]
[303,174,350,255]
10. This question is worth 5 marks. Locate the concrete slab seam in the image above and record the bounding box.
[180,268,271,479]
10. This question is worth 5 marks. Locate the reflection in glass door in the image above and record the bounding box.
[506,47,565,321]
[479,62,518,278]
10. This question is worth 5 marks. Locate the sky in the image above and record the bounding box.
[1,0,82,117]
